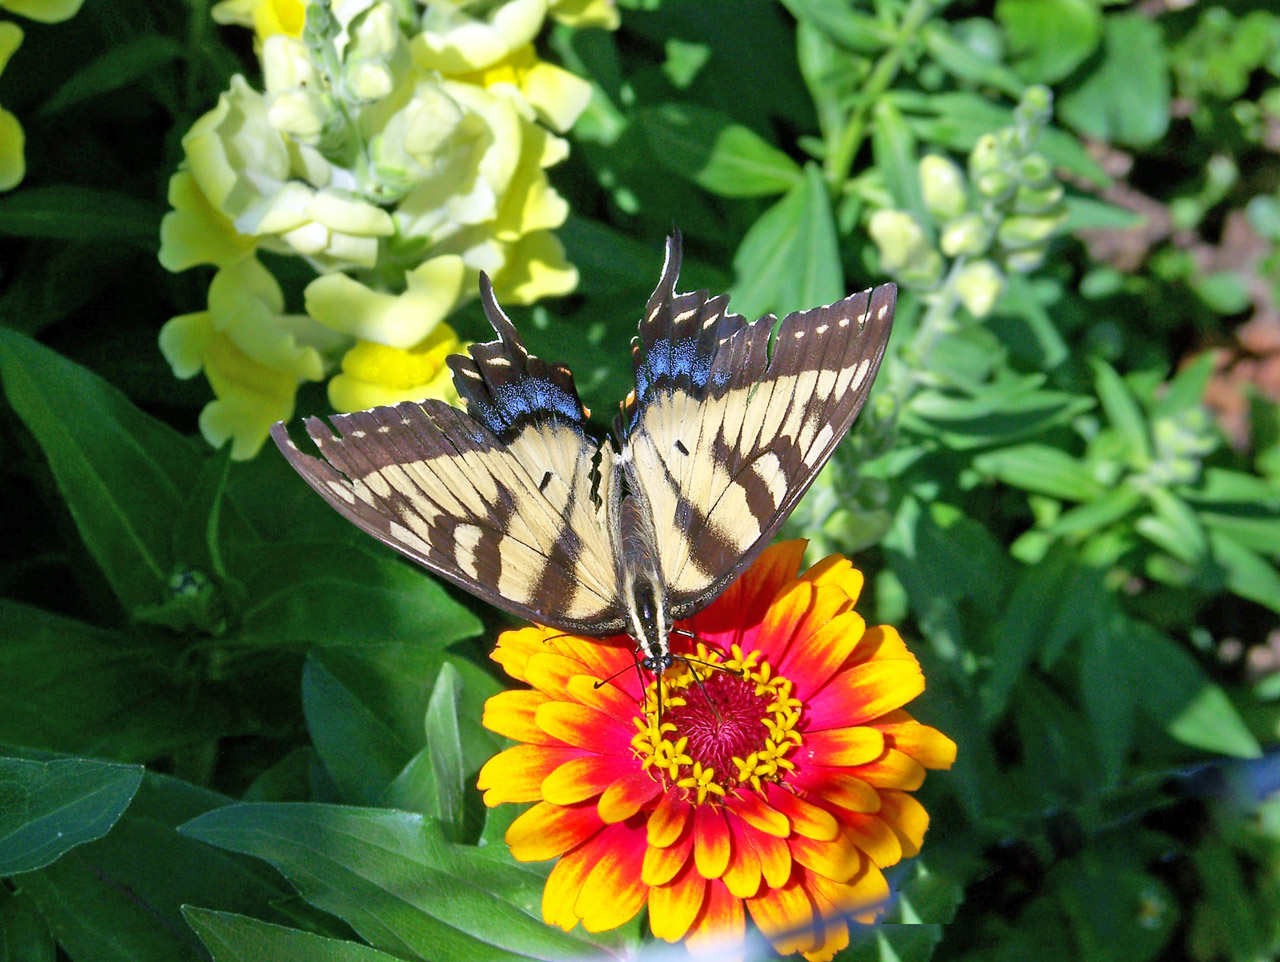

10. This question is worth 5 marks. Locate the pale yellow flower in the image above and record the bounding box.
[0,0,83,23]
[160,258,348,459]
[211,0,306,41]
[0,22,23,192]
[411,0,547,74]
[548,0,618,29]
[452,44,591,133]
[328,323,463,412]
[158,170,257,271]
[491,228,578,305]
[304,254,466,348]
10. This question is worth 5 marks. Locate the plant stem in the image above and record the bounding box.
[824,0,937,187]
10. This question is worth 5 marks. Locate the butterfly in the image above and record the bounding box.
[271,232,895,673]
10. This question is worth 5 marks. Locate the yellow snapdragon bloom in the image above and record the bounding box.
[0,22,23,191]
[452,44,591,133]
[328,323,463,412]
[211,0,305,41]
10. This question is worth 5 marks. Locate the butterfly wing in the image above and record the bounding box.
[271,275,626,634]
[620,234,896,618]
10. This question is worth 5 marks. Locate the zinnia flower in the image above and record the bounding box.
[478,541,956,960]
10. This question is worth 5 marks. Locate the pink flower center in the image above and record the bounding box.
[663,673,773,776]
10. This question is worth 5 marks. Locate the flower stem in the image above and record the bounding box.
[824,0,939,187]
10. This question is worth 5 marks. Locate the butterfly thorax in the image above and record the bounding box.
[614,491,674,673]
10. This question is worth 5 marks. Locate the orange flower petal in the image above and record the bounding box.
[542,842,594,930]
[848,623,912,665]
[489,626,550,681]
[788,829,865,883]
[807,859,891,920]
[648,792,692,846]
[838,814,902,869]
[797,727,885,767]
[790,768,880,815]
[878,789,929,858]
[643,824,693,886]
[478,744,582,806]
[482,689,555,743]
[801,553,864,606]
[649,860,708,941]
[541,754,637,805]
[575,823,649,932]
[765,785,838,841]
[872,711,958,769]
[535,702,630,754]
[807,659,924,730]
[755,580,817,665]
[749,825,793,888]
[599,770,662,823]
[777,610,866,692]
[525,651,609,699]
[685,879,747,956]
[693,805,732,879]
[564,675,641,725]
[722,816,762,899]
[747,877,819,955]
[690,540,807,642]
[725,790,789,837]
[853,748,926,790]
[505,800,602,862]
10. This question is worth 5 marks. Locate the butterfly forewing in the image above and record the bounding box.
[622,238,896,619]
[270,278,627,634]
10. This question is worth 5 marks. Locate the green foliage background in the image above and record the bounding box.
[3,1,1280,960]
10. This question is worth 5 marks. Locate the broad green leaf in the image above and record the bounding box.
[1090,360,1151,465]
[0,330,200,612]
[778,0,893,53]
[905,379,1094,449]
[0,601,234,761]
[922,20,1025,97]
[40,36,186,115]
[184,909,404,962]
[998,274,1069,370]
[422,664,466,838]
[303,645,501,806]
[996,0,1102,83]
[982,547,1100,720]
[1152,353,1217,421]
[0,891,54,962]
[796,19,862,142]
[637,104,802,197]
[1197,510,1280,556]
[233,541,480,646]
[973,444,1104,501]
[1058,14,1170,147]
[17,773,295,962]
[1079,607,1134,784]
[1063,194,1145,232]
[1127,624,1262,758]
[180,804,619,962]
[1045,485,1142,538]
[0,186,161,245]
[1209,531,1280,614]
[1136,488,1207,563]
[0,757,142,875]
[1189,468,1280,507]
[729,164,843,320]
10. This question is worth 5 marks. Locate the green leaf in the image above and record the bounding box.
[0,891,55,962]
[1126,624,1262,758]
[17,773,295,962]
[778,0,894,53]
[1136,488,1207,564]
[728,163,843,321]
[0,186,161,245]
[998,273,1069,370]
[184,909,405,962]
[0,330,201,612]
[1058,14,1170,147]
[1079,606,1135,784]
[0,602,234,760]
[973,444,1104,501]
[233,541,480,646]
[1045,485,1143,538]
[637,104,802,197]
[0,756,142,875]
[921,20,1025,96]
[996,0,1102,83]
[1091,359,1151,465]
[905,378,1094,449]
[40,36,186,115]
[421,664,466,839]
[180,804,619,962]
[1062,194,1145,232]
[1209,531,1280,614]
[303,645,501,806]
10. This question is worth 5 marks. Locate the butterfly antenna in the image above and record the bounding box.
[593,649,643,690]
[674,654,723,724]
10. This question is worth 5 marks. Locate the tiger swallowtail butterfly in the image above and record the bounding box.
[271,233,896,672]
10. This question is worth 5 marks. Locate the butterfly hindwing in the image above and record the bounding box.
[622,235,896,618]
[270,277,626,634]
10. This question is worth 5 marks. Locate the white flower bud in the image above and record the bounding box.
[954,260,1005,318]
[919,154,968,221]
[940,213,991,257]
[267,88,330,143]
[346,59,394,101]
[869,209,930,273]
